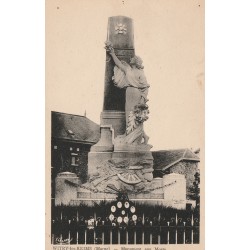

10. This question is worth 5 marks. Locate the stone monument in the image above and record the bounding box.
[55,16,189,209]
[87,16,154,195]
[102,16,135,135]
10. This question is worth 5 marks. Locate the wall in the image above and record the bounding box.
[169,161,198,198]
[51,140,92,198]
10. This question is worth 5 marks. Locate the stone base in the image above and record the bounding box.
[88,151,112,176]
[76,189,164,200]
[163,173,186,201]
[55,172,80,206]
[150,177,164,197]
[101,111,126,137]
[90,125,114,152]
[112,150,153,164]
[111,150,155,183]
[68,197,189,210]
[77,189,117,199]
[114,143,152,152]
[54,172,189,209]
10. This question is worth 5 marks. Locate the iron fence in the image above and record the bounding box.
[52,214,199,245]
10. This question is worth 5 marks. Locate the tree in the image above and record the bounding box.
[190,170,200,208]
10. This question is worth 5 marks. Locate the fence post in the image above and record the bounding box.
[85,230,87,245]
[176,213,178,244]
[58,209,62,245]
[142,213,144,244]
[191,213,194,244]
[183,222,186,244]
[102,231,104,245]
[76,209,79,244]
[167,222,169,244]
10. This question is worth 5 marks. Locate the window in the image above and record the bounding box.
[71,153,79,166]
[71,156,76,165]
[53,145,57,149]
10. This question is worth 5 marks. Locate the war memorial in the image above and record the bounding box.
[52,16,200,245]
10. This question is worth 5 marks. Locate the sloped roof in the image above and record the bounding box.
[52,111,100,144]
[152,149,200,171]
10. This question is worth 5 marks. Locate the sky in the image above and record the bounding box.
[46,0,204,151]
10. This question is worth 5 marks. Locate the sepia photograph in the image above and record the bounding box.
[3,0,250,250]
[46,0,204,248]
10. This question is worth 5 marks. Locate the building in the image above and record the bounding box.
[152,149,200,198]
[51,111,100,198]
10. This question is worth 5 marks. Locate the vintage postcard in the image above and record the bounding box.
[46,0,204,249]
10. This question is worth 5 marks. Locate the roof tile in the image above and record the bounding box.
[52,111,100,143]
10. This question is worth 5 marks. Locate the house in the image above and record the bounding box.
[51,111,100,198]
[152,149,200,198]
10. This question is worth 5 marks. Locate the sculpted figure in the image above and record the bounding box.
[105,41,151,147]
[124,103,150,145]
[105,41,150,123]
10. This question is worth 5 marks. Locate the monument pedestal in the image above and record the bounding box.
[88,152,113,176]
[55,172,80,206]
[162,173,187,209]
[150,177,164,199]
[112,150,153,166]
[90,125,114,152]
[54,16,194,210]
[88,125,114,176]
[101,111,126,137]
[112,150,154,182]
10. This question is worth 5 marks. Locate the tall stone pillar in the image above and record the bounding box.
[101,16,135,137]
[88,16,136,177]
[87,16,154,192]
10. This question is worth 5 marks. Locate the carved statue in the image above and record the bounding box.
[81,29,154,195]
[117,103,150,146]
[105,42,151,148]
[105,41,150,123]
